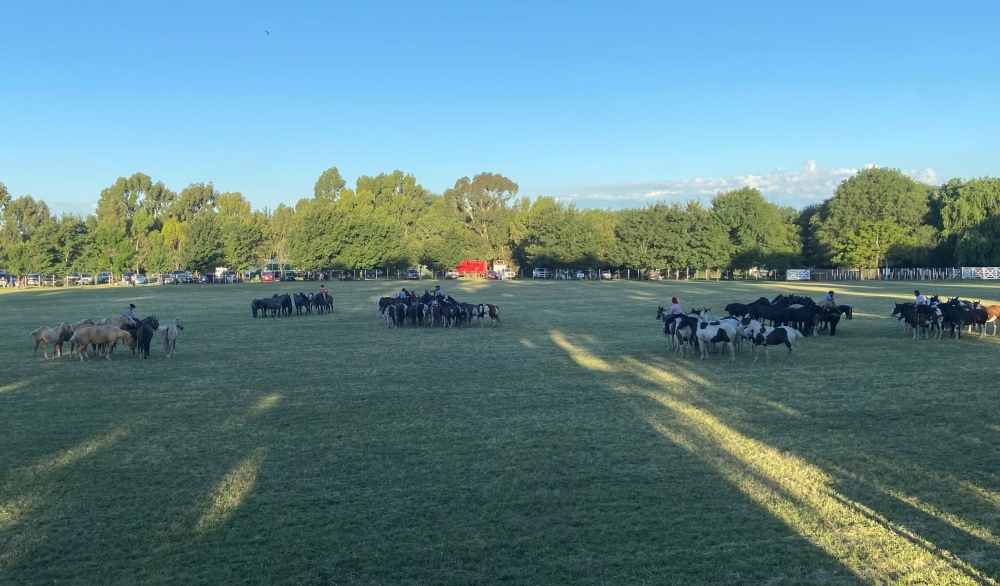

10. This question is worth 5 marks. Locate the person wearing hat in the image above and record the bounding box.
[669,296,683,315]
[433,285,442,298]
[398,287,409,300]
[821,290,836,310]
[124,303,137,326]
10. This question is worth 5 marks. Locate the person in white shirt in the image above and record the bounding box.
[914,290,928,306]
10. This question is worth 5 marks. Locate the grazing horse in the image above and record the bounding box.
[672,315,700,358]
[779,305,823,336]
[251,298,264,318]
[696,322,736,362]
[942,298,988,339]
[257,296,283,317]
[751,328,794,362]
[293,293,312,315]
[749,302,783,327]
[158,318,184,359]
[31,323,73,358]
[69,326,135,361]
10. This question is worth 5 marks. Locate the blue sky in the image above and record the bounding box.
[2,1,998,215]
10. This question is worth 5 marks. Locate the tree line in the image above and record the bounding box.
[2,166,1000,277]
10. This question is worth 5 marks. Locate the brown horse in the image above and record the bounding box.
[981,304,1000,335]
[31,323,73,358]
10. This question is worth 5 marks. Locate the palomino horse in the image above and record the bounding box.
[31,323,73,358]
[69,326,135,361]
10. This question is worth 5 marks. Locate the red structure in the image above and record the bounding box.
[455,260,488,278]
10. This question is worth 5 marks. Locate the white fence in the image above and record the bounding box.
[789,267,1000,281]
[961,267,1000,279]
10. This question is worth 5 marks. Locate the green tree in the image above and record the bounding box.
[938,177,1000,265]
[612,204,673,275]
[712,187,800,272]
[814,167,935,266]
[180,212,223,273]
[314,166,347,202]
[171,183,217,222]
[0,195,55,273]
[216,192,264,270]
[686,201,732,278]
[444,172,518,259]
[834,220,914,268]
[54,214,89,273]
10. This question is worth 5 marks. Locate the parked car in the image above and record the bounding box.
[135,274,148,284]
[171,270,193,283]
[66,272,81,286]
[487,270,499,280]
[261,271,276,282]
[120,272,134,284]
[26,273,41,286]
[42,274,63,286]
[501,268,516,280]
[600,270,612,280]
[81,273,95,285]
[284,272,296,281]
[161,274,175,285]
[445,269,459,279]
[404,269,421,280]
[199,274,215,283]
[532,268,549,279]
[97,272,112,284]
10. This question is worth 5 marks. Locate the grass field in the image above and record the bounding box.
[3,277,1000,584]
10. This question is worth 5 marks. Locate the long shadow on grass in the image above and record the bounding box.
[546,329,997,584]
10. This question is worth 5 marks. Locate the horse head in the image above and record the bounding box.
[656,306,665,320]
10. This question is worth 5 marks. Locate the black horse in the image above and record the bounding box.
[314,291,333,314]
[293,293,312,315]
[135,316,160,359]
[779,305,823,335]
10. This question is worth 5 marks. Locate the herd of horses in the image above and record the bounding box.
[376,290,501,328]
[890,296,1000,340]
[656,294,853,362]
[30,314,184,361]
[251,291,333,317]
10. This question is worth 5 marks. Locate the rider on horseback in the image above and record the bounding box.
[124,303,137,327]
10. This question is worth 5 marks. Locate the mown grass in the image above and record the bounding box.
[2,278,1000,584]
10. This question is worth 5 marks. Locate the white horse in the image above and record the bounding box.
[157,318,184,359]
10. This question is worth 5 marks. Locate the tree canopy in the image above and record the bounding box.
[4,165,1000,276]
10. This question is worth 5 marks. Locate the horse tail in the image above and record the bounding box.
[30,327,42,337]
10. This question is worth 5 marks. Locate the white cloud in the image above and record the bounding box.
[557,161,941,210]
